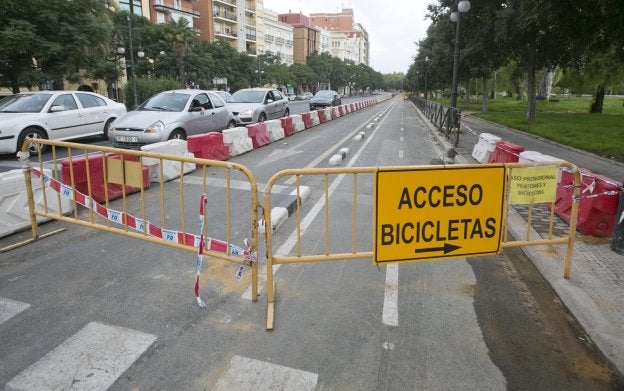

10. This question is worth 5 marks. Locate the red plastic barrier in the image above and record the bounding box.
[246,122,270,148]
[487,141,524,163]
[350,103,356,112]
[280,116,295,136]
[61,153,149,203]
[338,106,345,116]
[317,109,327,123]
[554,169,622,237]
[187,132,229,161]
[301,112,313,129]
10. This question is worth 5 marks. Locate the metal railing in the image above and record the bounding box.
[411,97,462,147]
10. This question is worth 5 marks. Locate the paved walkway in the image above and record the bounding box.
[414,103,624,376]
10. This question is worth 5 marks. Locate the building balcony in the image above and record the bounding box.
[264,34,274,42]
[246,34,257,41]
[275,37,285,44]
[214,0,237,6]
[153,0,200,18]
[213,12,237,22]
[285,40,293,46]
[215,30,238,40]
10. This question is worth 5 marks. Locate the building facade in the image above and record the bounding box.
[262,9,294,65]
[277,13,319,64]
[309,8,369,65]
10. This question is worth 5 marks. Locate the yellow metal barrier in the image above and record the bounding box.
[263,162,581,330]
[5,138,260,302]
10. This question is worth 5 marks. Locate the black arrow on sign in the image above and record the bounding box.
[414,243,461,254]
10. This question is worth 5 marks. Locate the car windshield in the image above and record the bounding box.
[229,90,265,103]
[0,93,53,113]
[139,92,190,112]
[315,91,334,98]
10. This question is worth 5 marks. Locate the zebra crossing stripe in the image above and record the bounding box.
[214,355,318,391]
[0,297,30,325]
[6,322,156,391]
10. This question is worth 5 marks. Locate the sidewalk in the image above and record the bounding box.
[414,103,624,375]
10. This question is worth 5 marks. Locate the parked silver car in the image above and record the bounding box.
[109,90,236,149]
[227,88,289,125]
[0,91,126,154]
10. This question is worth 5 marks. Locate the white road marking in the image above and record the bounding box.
[179,175,288,194]
[382,264,399,326]
[6,322,156,391]
[243,103,395,300]
[399,150,404,159]
[0,297,30,324]
[400,136,404,142]
[214,355,318,391]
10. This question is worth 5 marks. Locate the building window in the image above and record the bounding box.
[119,0,142,14]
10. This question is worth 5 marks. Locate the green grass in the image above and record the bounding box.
[438,96,624,162]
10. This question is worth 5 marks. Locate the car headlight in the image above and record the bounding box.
[145,121,165,134]
[240,109,254,116]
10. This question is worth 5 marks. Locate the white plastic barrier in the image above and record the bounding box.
[222,127,253,156]
[290,114,306,132]
[471,133,501,163]
[323,108,333,121]
[140,139,196,182]
[309,110,320,126]
[332,107,341,118]
[265,119,285,142]
[519,151,566,181]
[344,104,351,113]
[0,168,71,238]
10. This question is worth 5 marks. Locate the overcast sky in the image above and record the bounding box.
[262,0,431,74]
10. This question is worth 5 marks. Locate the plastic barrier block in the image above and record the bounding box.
[472,133,501,163]
[322,108,333,122]
[317,109,327,123]
[290,115,306,132]
[332,107,340,119]
[265,119,285,142]
[280,116,295,136]
[301,112,313,129]
[187,132,229,161]
[0,169,72,238]
[338,106,345,116]
[487,140,524,163]
[310,111,320,126]
[223,127,253,156]
[61,153,149,203]
[350,103,356,112]
[554,169,621,237]
[345,104,351,113]
[141,139,196,182]
[246,122,270,149]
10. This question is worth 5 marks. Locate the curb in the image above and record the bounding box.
[259,186,311,234]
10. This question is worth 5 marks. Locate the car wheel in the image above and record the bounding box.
[168,129,186,140]
[258,113,267,123]
[17,127,47,154]
[284,108,290,117]
[103,118,114,140]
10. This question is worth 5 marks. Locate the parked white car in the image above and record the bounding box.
[0,91,127,154]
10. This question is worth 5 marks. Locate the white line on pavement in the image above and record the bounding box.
[0,297,30,325]
[6,322,156,391]
[382,264,399,326]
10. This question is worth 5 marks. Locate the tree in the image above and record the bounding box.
[0,0,114,92]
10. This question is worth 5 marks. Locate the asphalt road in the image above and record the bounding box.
[0,97,621,390]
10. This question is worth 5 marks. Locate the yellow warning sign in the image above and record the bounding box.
[375,165,506,264]
[509,165,558,204]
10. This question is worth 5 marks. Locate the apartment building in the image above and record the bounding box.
[262,9,294,65]
[150,0,199,25]
[310,8,369,65]
[277,13,320,64]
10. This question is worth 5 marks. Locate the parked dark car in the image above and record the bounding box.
[309,90,342,110]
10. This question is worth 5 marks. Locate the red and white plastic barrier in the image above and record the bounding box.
[280,116,295,136]
[265,119,285,142]
[187,132,230,161]
[290,114,305,132]
[223,127,253,156]
[309,111,320,126]
[246,122,271,149]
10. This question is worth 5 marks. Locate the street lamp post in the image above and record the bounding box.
[424,57,429,99]
[450,0,471,108]
[255,59,264,87]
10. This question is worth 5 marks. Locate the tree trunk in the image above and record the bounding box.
[490,71,496,100]
[465,79,471,111]
[482,76,488,112]
[526,63,537,121]
[590,85,605,113]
